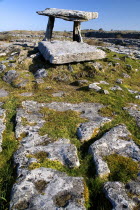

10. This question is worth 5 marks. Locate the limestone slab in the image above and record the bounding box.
[38,41,106,64]
[37,8,98,21]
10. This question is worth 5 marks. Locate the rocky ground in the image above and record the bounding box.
[0,31,140,210]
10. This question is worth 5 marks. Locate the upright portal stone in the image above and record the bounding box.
[37,8,98,42]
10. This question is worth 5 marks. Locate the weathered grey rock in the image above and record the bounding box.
[38,41,106,64]
[0,89,9,97]
[104,182,136,210]
[3,70,18,84]
[89,83,102,92]
[8,63,16,68]
[0,103,6,152]
[15,79,29,88]
[126,179,140,196]
[110,85,123,91]
[37,8,98,21]
[89,124,140,178]
[127,89,139,94]
[99,81,109,85]
[10,168,86,210]
[52,91,66,97]
[116,79,123,84]
[122,73,131,78]
[135,95,140,99]
[45,102,112,142]
[124,104,140,128]
[0,64,6,73]
[15,101,80,176]
[35,78,45,84]
[103,89,109,94]
[14,135,80,176]
[34,68,48,79]
[20,92,33,97]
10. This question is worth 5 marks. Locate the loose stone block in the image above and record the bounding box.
[38,41,106,64]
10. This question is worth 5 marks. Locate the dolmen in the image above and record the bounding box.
[37,8,106,64]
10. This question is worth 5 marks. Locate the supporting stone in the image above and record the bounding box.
[43,16,55,41]
[73,21,83,42]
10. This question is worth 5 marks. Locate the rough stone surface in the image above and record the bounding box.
[52,91,66,97]
[116,79,123,84]
[37,8,98,22]
[104,182,136,210]
[124,104,140,128]
[0,64,6,73]
[45,102,111,142]
[89,83,102,92]
[0,103,6,152]
[89,124,140,178]
[0,89,9,97]
[110,85,123,91]
[34,68,48,79]
[10,168,86,210]
[125,174,140,205]
[3,70,18,84]
[38,41,106,64]
[15,101,80,177]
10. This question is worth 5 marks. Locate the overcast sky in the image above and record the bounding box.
[0,0,140,32]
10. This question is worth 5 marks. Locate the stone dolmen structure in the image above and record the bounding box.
[37,8,98,42]
[37,8,106,64]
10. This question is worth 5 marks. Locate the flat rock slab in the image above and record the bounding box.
[37,8,98,21]
[38,41,106,64]
[10,168,86,210]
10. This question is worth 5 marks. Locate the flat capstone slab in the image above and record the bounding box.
[37,8,98,21]
[38,41,106,64]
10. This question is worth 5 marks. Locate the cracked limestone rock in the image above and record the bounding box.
[0,102,6,152]
[89,124,140,178]
[38,41,106,64]
[45,102,112,142]
[104,182,136,210]
[124,104,140,128]
[10,168,86,210]
[15,101,80,177]
[14,133,80,177]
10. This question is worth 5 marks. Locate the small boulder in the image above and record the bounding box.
[3,70,18,84]
[0,89,9,97]
[0,64,6,73]
[116,79,123,84]
[89,83,102,92]
[34,68,47,79]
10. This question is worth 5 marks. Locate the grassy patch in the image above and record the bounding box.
[39,108,87,147]
[105,154,139,183]
[0,97,19,209]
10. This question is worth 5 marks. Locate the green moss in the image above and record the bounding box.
[39,108,87,147]
[105,154,139,183]
[0,97,19,209]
